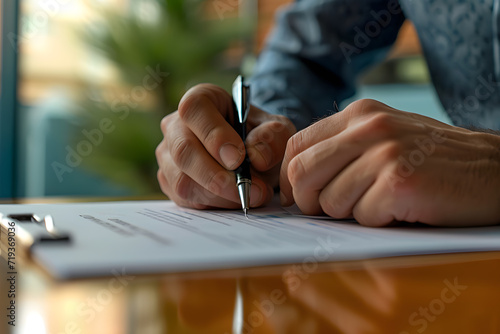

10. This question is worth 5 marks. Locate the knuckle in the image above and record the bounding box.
[287,156,306,187]
[286,131,304,158]
[155,141,164,163]
[157,168,166,185]
[178,84,229,120]
[266,118,296,141]
[368,111,395,128]
[256,125,275,143]
[377,141,403,162]
[357,98,383,113]
[160,114,172,134]
[346,98,384,118]
[178,92,210,121]
[157,169,171,197]
[201,124,224,146]
[192,83,227,96]
[171,137,194,169]
[360,112,397,137]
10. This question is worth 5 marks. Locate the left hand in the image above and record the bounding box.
[280,99,500,227]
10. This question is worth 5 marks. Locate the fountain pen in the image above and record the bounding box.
[232,75,251,217]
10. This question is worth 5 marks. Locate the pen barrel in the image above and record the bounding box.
[231,100,251,182]
[232,108,247,141]
[231,82,252,210]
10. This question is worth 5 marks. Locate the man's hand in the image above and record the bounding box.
[156,84,296,209]
[280,99,500,227]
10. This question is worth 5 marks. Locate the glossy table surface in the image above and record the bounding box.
[1,198,500,334]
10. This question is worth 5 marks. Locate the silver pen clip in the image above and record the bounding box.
[232,75,250,124]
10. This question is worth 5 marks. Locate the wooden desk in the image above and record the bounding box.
[1,198,500,334]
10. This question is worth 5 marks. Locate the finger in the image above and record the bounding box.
[318,143,395,219]
[165,118,242,203]
[248,176,275,208]
[288,133,364,215]
[246,116,295,172]
[160,113,174,137]
[280,111,352,207]
[284,99,389,157]
[279,130,305,207]
[280,108,423,207]
[351,176,402,227]
[160,126,272,208]
[159,161,272,210]
[280,114,372,210]
[157,169,210,210]
[178,84,245,170]
[160,152,254,209]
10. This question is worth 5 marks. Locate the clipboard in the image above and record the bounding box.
[0,213,70,259]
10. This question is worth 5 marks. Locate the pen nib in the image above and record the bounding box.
[244,208,249,219]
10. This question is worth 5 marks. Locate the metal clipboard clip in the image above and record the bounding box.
[1,213,71,256]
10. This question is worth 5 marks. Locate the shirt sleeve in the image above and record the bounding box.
[249,0,406,130]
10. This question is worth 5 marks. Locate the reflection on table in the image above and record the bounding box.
[2,252,499,334]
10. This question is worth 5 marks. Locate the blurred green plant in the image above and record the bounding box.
[77,0,252,194]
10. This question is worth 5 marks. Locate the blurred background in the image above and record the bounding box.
[1,0,450,199]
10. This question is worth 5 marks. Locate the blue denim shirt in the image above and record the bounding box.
[250,0,500,131]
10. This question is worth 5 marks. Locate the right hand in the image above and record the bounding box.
[156,84,296,209]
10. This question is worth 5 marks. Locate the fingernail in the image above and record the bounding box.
[250,183,263,207]
[219,144,242,169]
[280,191,288,206]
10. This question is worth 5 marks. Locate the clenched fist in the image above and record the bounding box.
[156,84,296,209]
[280,99,500,227]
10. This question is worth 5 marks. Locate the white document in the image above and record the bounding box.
[1,198,500,279]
